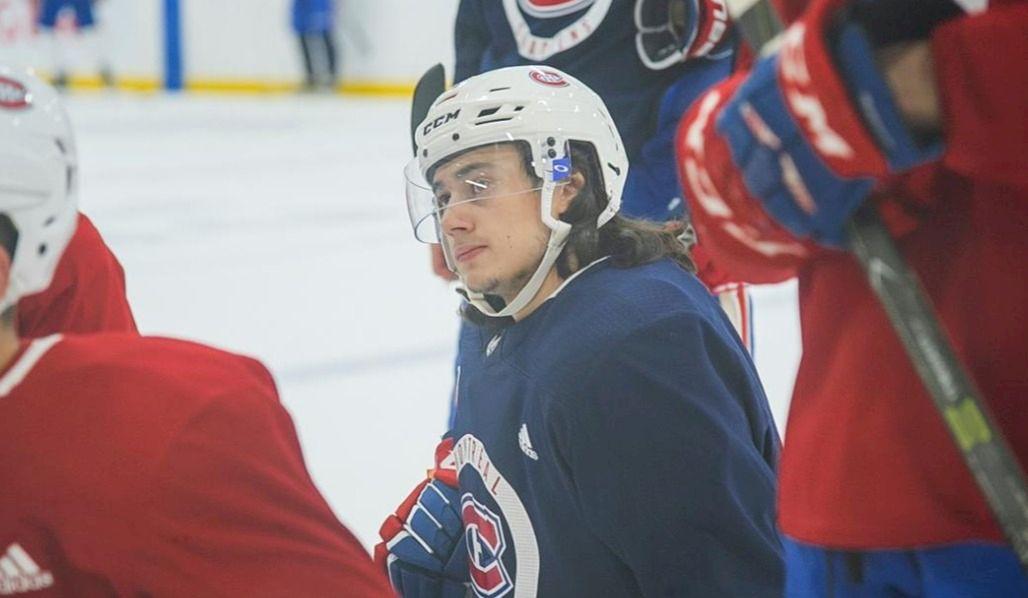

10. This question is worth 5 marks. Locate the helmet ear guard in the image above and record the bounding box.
[406,66,629,319]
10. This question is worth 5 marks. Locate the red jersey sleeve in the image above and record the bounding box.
[17,214,137,337]
[933,2,1028,190]
[142,361,391,597]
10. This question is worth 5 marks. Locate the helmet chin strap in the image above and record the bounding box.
[459,179,571,319]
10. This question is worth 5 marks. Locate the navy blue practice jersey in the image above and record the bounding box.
[450,258,783,596]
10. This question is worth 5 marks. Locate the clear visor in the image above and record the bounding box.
[404,143,571,243]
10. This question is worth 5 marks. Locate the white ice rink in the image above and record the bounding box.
[65,92,802,550]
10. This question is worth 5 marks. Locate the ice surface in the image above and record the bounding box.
[65,92,801,549]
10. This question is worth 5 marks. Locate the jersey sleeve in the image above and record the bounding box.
[17,214,137,337]
[933,2,1028,190]
[454,0,489,83]
[143,365,391,596]
[548,312,783,597]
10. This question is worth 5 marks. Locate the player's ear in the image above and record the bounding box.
[0,247,11,312]
[0,216,13,309]
[552,170,586,219]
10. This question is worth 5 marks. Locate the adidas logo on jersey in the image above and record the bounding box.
[519,423,539,460]
[0,543,54,595]
[486,334,502,357]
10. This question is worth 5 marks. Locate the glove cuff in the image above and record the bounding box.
[830,23,944,171]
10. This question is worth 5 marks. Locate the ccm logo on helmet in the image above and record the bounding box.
[529,69,569,87]
[423,109,461,137]
[0,77,29,109]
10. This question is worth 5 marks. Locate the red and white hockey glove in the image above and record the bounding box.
[635,0,733,69]
[686,0,944,248]
[375,438,468,598]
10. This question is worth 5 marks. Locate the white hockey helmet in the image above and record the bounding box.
[0,67,78,313]
[405,65,628,318]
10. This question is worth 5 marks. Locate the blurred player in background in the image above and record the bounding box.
[0,69,391,596]
[34,0,112,88]
[378,65,783,597]
[676,0,1028,594]
[292,0,338,92]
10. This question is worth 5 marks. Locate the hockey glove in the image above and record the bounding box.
[712,0,942,247]
[635,0,732,69]
[375,438,468,598]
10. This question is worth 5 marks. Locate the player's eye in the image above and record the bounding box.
[465,179,489,196]
[435,191,452,208]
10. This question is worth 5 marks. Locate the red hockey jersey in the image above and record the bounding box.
[18,213,137,338]
[0,334,391,596]
[677,2,1028,548]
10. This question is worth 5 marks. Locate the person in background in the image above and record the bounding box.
[34,0,113,88]
[292,0,338,92]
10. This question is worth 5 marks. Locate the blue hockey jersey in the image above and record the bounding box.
[450,258,783,596]
[453,0,733,221]
[291,0,334,34]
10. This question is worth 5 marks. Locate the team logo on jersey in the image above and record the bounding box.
[517,0,595,18]
[528,68,569,88]
[0,77,29,109]
[503,0,614,61]
[453,434,540,594]
[462,494,513,597]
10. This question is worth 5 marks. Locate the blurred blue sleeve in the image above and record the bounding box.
[454,0,489,84]
[621,55,734,222]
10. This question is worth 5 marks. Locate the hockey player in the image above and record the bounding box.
[0,70,391,596]
[441,0,753,430]
[675,0,1028,593]
[379,66,783,596]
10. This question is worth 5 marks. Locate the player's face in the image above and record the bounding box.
[432,144,551,301]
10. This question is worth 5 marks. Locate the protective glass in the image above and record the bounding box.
[404,143,571,244]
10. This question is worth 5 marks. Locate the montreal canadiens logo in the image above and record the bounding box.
[0,77,29,109]
[518,0,595,18]
[528,69,569,88]
[462,494,514,598]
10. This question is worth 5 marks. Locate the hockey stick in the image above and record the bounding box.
[410,63,446,155]
[724,0,1028,567]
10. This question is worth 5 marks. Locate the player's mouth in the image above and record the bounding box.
[455,244,487,263]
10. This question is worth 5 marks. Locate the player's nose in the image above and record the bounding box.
[440,201,474,235]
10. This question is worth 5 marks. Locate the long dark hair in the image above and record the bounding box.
[460,140,695,329]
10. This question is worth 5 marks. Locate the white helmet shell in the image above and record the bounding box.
[0,68,78,312]
[412,66,628,318]
[415,65,628,227]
